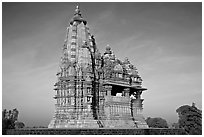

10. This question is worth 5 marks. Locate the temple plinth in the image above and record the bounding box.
[49,6,148,129]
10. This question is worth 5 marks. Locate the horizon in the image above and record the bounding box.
[2,2,202,127]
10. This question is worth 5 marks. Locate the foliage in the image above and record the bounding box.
[146,117,168,128]
[2,109,18,129]
[15,122,25,129]
[2,118,15,130]
[171,123,179,129]
[176,103,202,135]
[2,108,25,134]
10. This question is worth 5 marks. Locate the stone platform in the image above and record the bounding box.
[6,128,186,135]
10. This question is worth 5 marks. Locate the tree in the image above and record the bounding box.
[146,117,168,128]
[2,108,24,134]
[176,103,202,135]
[2,109,18,130]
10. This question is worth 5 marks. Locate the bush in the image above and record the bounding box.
[15,122,25,129]
[146,117,168,128]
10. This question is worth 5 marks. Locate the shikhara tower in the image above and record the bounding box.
[49,6,148,128]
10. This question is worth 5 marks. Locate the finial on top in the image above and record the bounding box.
[75,5,81,15]
[106,44,111,51]
[104,44,112,54]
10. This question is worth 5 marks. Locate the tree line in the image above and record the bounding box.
[2,103,202,135]
[145,103,202,135]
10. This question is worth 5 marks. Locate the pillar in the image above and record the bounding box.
[131,90,143,115]
[124,88,130,97]
[105,85,112,97]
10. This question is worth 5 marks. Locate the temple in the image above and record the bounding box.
[48,6,148,128]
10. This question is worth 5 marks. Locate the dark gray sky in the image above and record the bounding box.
[2,2,202,127]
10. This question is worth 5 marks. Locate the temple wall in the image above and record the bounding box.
[101,96,136,128]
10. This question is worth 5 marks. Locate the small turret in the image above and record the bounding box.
[123,57,130,64]
[104,44,112,55]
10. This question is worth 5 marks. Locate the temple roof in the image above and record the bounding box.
[70,6,87,25]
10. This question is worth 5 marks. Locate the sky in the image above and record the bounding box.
[2,2,202,127]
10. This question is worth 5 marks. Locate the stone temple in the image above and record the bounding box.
[48,6,148,129]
